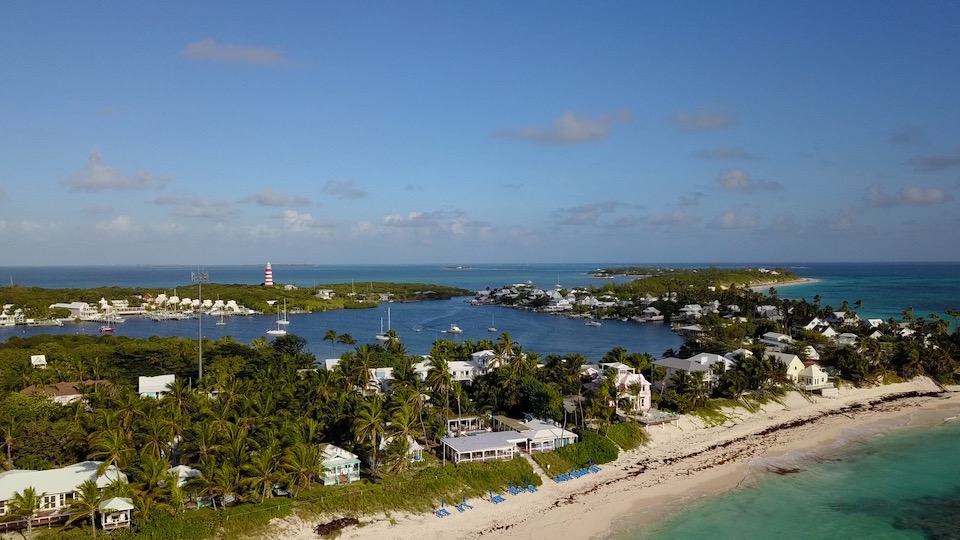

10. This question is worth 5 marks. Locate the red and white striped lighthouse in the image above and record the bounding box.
[264,262,273,287]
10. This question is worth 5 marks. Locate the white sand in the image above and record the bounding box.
[262,378,959,540]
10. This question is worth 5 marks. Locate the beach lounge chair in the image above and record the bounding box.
[462,495,473,510]
[509,482,521,495]
[489,489,505,504]
[527,484,537,493]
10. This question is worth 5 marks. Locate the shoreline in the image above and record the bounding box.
[264,378,959,540]
[748,277,819,292]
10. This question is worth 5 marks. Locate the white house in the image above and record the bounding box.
[30,355,47,369]
[798,363,831,390]
[0,461,126,532]
[598,362,652,411]
[379,435,423,462]
[441,416,577,464]
[761,332,794,349]
[138,374,176,399]
[321,445,361,486]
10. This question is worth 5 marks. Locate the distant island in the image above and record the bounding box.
[0,281,472,324]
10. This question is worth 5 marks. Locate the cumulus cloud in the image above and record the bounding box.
[383,211,444,228]
[97,215,139,235]
[154,193,231,222]
[712,208,759,229]
[280,210,336,232]
[493,110,631,144]
[910,146,960,172]
[242,188,310,207]
[672,108,738,132]
[694,145,755,160]
[865,183,952,207]
[322,180,367,199]
[716,169,782,193]
[182,38,293,66]
[61,148,171,192]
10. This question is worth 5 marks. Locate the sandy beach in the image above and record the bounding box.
[748,277,819,293]
[264,378,959,540]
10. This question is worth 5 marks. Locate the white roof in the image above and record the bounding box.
[379,435,423,452]
[0,461,125,501]
[138,374,175,395]
[653,357,712,373]
[99,496,134,512]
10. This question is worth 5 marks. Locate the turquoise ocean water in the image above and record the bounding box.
[619,415,960,540]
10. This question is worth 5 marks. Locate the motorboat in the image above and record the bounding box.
[448,323,463,334]
[585,320,602,327]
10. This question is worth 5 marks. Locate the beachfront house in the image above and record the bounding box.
[30,354,47,369]
[799,363,831,390]
[598,362,652,411]
[0,461,127,534]
[321,445,361,486]
[653,354,727,391]
[441,415,577,464]
[765,351,805,383]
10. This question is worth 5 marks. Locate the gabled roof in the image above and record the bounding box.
[99,497,134,512]
[0,461,125,501]
[653,357,711,373]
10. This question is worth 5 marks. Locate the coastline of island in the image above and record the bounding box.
[268,378,959,540]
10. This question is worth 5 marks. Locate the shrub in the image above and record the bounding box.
[556,430,618,468]
[604,422,647,450]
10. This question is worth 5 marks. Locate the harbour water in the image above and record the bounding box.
[616,414,960,540]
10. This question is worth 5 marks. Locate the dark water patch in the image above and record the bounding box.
[892,488,960,540]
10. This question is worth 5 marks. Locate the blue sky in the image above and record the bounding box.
[2,1,959,265]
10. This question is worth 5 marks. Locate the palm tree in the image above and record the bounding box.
[354,395,386,476]
[67,479,103,537]
[6,486,43,536]
[1,414,21,469]
[336,333,357,352]
[243,448,280,503]
[89,428,135,475]
[282,443,322,495]
[323,329,338,357]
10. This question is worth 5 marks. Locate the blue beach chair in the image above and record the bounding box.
[462,495,473,510]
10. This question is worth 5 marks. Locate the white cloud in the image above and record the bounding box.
[61,148,171,192]
[242,188,310,207]
[493,110,631,144]
[280,210,337,233]
[717,169,781,193]
[97,215,139,235]
[182,38,293,66]
[322,180,367,199]
[712,208,759,229]
[672,108,738,132]
[865,183,952,207]
[383,211,443,228]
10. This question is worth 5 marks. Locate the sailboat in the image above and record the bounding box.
[100,318,115,333]
[216,312,226,326]
[487,314,497,333]
[277,299,290,325]
[266,301,287,336]
[375,307,391,342]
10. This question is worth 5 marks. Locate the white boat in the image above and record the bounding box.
[585,320,602,327]
[277,299,290,325]
[267,303,287,335]
[448,323,463,334]
[375,307,391,342]
[216,313,226,326]
[487,314,497,333]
